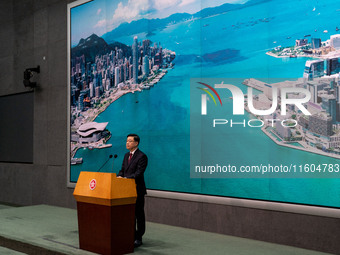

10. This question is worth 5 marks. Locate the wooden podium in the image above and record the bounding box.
[73,172,137,255]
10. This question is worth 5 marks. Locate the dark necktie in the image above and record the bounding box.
[128,153,132,164]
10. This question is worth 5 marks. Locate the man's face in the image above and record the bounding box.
[126,136,138,151]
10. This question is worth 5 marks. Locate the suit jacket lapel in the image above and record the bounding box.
[126,149,139,170]
[129,149,139,165]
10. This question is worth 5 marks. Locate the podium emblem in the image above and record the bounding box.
[89,179,97,190]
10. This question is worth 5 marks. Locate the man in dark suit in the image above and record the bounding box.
[117,134,148,248]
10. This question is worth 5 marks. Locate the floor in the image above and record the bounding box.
[0,204,332,255]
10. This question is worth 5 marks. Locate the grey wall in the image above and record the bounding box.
[0,0,74,207]
[145,196,340,254]
[0,1,339,254]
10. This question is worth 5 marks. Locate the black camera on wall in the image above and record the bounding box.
[23,66,40,88]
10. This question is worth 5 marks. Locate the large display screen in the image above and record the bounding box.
[68,0,340,209]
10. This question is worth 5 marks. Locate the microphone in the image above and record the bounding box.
[97,154,113,172]
[112,154,118,172]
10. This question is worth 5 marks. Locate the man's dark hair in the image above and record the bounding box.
[127,134,140,145]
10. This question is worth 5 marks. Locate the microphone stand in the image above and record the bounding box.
[97,155,113,172]
[111,154,118,173]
